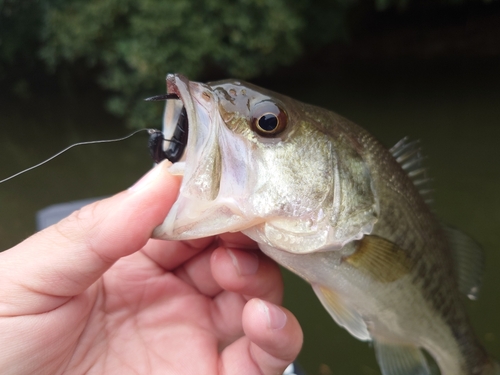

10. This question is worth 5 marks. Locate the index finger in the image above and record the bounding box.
[0,161,180,316]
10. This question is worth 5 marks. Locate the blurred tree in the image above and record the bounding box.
[40,0,311,128]
[1,0,497,127]
[0,0,43,97]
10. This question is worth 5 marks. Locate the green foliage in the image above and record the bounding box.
[2,0,496,127]
[0,0,43,91]
[40,0,311,128]
[0,1,39,62]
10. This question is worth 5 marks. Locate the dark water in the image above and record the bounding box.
[1,59,499,375]
[0,94,153,247]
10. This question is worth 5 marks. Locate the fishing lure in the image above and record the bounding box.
[145,93,187,163]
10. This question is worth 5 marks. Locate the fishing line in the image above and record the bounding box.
[1,94,184,184]
[0,128,158,184]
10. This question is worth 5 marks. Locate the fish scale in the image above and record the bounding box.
[362,131,493,374]
[152,74,499,375]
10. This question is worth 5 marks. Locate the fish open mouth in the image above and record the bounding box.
[151,73,276,241]
[146,92,188,164]
[145,74,199,170]
[162,75,190,168]
[150,74,240,239]
[162,97,188,164]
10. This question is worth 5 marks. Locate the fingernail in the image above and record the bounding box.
[129,161,170,192]
[258,299,287,330]
[226,249,259,276]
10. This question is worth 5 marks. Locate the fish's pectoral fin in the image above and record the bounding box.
[344,235,412,283]
[312,285,371,341]
[374,341,431,375]
[444,225,484,300]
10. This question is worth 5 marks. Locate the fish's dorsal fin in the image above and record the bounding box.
[444,225,484,300]
[312,285,371,341]
[374,341,431,375]
[390,137,433,205]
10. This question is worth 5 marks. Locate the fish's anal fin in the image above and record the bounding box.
[312,285,371,341]
[389,137,433,205]
[344,235,412,283]
[444,225,484,300]
[374,341,431,375]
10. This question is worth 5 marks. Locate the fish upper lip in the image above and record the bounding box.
[166,74,191,120]
[166,73,187,99]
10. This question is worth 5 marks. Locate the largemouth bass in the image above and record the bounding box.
[151,73,499,375]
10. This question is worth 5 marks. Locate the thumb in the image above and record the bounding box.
[0,160,180,316]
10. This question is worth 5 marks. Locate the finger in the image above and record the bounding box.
[140,232,256,278]
[209,247,284,346]
[141,237,215,271]
[173,243,223,297]
[0,161,180,315]
[211,247,283,304]
[220,298,303,375]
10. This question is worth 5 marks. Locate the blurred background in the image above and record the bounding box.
[1,0,499,374]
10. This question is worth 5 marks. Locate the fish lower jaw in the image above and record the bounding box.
[153,204,332,247]
[152,201,265,240]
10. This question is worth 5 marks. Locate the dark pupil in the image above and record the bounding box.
[258,114,278,131]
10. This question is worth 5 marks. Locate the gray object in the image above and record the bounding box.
[36,197,104,230]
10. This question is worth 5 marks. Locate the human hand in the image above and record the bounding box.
[0,161,303,375]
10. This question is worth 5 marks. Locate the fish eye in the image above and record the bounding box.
[251,101,287,137]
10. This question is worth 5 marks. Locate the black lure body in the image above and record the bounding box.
[148,130,168,164]
[148,107,188,164]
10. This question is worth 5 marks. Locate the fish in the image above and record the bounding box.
[151,73,499,375]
